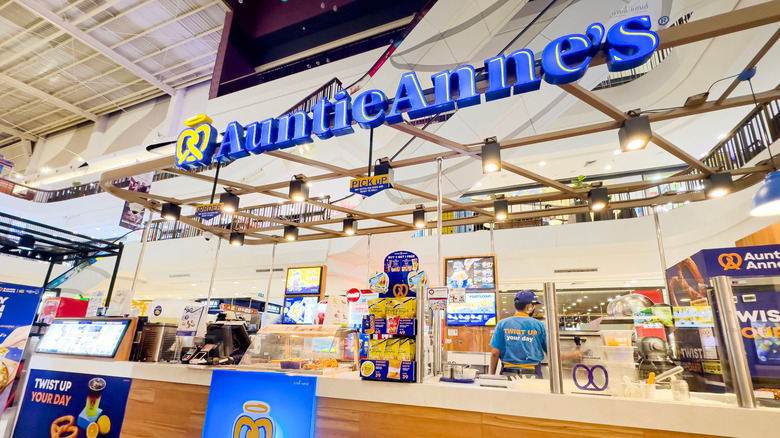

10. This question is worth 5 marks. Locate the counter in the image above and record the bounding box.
[22,355,779,438]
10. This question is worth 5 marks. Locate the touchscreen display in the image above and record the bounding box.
[36,319,130,357]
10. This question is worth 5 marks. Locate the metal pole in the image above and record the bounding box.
[42,261,55,289]
[104,243,124,308]
[712,276,756,408]
[261,242,277,324]
[129,210,153,296]
[416,284,425,382]
[368,128,374,176]
[210,162,221,203]
[490,221,495,254]
[433,308,443,377]
[544,282,563,394]
[437,157,443,286]
[205,238,222,308]
[366,234,372,287]
[652,207,671,303]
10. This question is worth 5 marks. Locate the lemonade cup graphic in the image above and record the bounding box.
[86,378,106,418]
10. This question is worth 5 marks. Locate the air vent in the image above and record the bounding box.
[168,273,191,278]
[554,268,598,274]
[255,268,285,273]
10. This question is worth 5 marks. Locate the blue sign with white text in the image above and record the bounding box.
[202,370,318,438]
[175,16,660,170]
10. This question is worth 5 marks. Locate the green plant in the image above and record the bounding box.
[570,175,590,188]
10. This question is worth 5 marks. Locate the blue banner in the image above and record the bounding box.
[0,283,43,395]
[195,203,223,220]
[202,370,318,438]
[14,370,132,438]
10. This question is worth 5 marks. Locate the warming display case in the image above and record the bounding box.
[238,324,358,374]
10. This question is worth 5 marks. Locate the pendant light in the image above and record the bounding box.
[587,188,608,211]
[482,137,501,173]
[284,225,299,241]
[703,172,733,198]
[229,232,244,246]
[17,234,35,250]
[289,174,309,202]
[494,196,509,221]
[220,192,240,212]
[745,70,780,215]
[161,202,181,221]
[618,116,652,152]
[413,205,426,228]
[343,217,357,235]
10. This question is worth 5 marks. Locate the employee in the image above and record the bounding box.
[489,290,581,377]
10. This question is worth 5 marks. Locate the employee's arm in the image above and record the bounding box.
[490,347,501,374]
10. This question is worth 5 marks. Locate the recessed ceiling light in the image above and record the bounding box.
[699,152,707,158]
[539,161,546,167]
[624,283,631,287]
[475,182,481,187]
[614,150,621,155]
[630,280,638,283]
[234,281,240,284]
[577,299,582,302]
[717,133,727,140]
[583,295,588,298]
[192,283,197,286]
[251,286,257,289]
[600,302,605,305]
[95,227,100,231]
[605,165,612,170]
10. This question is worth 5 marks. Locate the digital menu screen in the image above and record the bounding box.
[36,319,130,357]
[283,296,318,324]
[445,256,496,290]
[447,292,497,326]
[284,267,324,295]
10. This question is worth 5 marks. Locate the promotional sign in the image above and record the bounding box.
[85,290,106,317]
[283,296,318,324]
[14,369,132,438]
[195,203,223,220]
[731,288,780,380]
[349,174,392,197]
[284,267,324,295]
[118,172,153,230]
[177,305,206,337]
[219,303,259,315]
[174,16,659,170]
[202,369,318,438]
[106,289,131,317]
[382,251,420,299]
[0,283,43,397]
[323,294,349,326]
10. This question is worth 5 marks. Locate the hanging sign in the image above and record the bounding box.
[174,16,659,170]
[349,174,392,197]
[195,203,223,220]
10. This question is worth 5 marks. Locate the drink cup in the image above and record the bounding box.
[85,378,106,418]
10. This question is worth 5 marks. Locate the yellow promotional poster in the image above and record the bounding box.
[349,174,392,197]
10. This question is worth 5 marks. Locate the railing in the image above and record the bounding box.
[283,78,343,115]
[146,197,333,242]
[593,13,693,91]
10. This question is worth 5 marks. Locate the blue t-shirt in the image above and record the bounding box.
[489,314,547,366]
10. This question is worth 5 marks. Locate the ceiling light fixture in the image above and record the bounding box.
[494,196,508,221]
[539,161,546,167]
[343,217,357,235]
[161,203,181,221]
[704,172,733,198]
[413,205,426,229]
[220,192,240,212]
[289,174,309,202]
[482,137,501,173]
[618,116,652,152]
[587,188,608,211]
[284,225,298,241]
[18,234,35,250]
[230,232,244,246]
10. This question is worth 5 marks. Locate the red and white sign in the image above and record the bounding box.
[219,303,259,314]
[346,288,371,302]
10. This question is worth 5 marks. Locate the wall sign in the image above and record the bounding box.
[349,174,392,197]
[14,370,132,438]
[174,16,659,170]
[202,370,318,438]
[0,283,43,411]
[219,303,259,315]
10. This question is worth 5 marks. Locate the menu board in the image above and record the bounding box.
[283,296,318,324]
[445,256,496,290]
[447,292,497,326]
[36,319,130,357]
[285,267,324,295]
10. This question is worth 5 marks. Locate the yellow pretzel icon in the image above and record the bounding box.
[718,253,742,270]
[176,123,215,167]
[393,284,408,298]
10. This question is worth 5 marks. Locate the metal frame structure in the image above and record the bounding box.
[100,2,780,245]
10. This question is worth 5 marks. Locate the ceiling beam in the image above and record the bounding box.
[15,0,176,95]
[0,73,98,122]
[0,122,37,142]
[107,1,222,49]
[716,26,780,104]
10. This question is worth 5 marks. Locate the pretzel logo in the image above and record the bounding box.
[175,114,218,170]
[718,253,742,271]
[233,401,275,438]
[392,284,409,298]
[50,415,78,438]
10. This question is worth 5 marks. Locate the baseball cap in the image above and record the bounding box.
[514,290,540,305]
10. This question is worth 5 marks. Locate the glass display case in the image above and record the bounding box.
[238,324,358,374]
